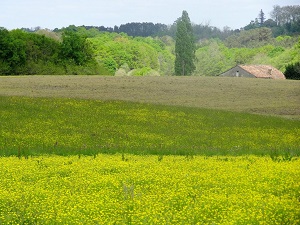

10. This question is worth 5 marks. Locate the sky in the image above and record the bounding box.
[1,0,299,30]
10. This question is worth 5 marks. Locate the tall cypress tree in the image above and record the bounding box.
[175,10,196,76]
[258,9,266,26]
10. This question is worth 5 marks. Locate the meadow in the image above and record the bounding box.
[0,76,300,224]
[1,155,299,224]
[0,96,299,157]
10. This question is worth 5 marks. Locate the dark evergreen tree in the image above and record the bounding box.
[175,11,196,75]
[258,9,266,26]
[284,62,300,80]
[117,22,168,37]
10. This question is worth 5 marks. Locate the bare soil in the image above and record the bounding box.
[0,75,299,119]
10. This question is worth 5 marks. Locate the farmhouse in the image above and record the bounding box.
[220,65,286,79]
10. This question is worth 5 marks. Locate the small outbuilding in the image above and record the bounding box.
[220,65,286,79]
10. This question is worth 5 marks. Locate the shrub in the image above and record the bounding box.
[284,62,300,80]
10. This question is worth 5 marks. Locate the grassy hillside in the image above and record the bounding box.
[0,76,299,119]
[1,96,299,157]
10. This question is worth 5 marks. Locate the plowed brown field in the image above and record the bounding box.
[1,75,299,119]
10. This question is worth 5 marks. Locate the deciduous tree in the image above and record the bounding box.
[60,31,93,65]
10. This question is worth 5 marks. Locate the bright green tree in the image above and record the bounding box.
[175,10,196,75]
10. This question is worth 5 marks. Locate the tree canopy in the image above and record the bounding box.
[0,28,103,75]
[0,4,299,78]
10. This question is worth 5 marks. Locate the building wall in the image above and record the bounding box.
[220,66,256,78]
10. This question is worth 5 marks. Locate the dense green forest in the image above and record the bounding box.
[1,5,300,78]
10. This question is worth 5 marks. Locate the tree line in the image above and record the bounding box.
[0,27,105,75]
[1,4,300,78]
[53,23,168,38]
[20,4,300,41]
[244,5,300,37]
[52,5,300,40]
[0,26,175,76]
[174,9,300,78]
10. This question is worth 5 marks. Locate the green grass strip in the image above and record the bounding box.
[0,96,299,156]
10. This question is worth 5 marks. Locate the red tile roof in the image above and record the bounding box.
[240,65,286,79]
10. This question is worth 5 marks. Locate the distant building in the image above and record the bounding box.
[220,65,286,79]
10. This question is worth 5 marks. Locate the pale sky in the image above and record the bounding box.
[1,0,299,30]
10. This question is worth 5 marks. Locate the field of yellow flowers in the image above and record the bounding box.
[1,95,300,224]
[0,154,299,224]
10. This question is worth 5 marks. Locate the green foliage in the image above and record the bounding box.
[102,57,118,74]
[175,11,196,75]
[0,96,299,157]
[270,5,300,36]
[117,22,168,37]
[195,36,300,75]
[244,19,260,31]
[284,62,300,80]
[127,67,159,76]
[89,33,174,75]
[60,30,94,65]
[0,28,103,75]
[267,46,285,57]
[195,41,234,76]
[1,21,299,77]
[225,28,273,48]
[0,60,11,74]
[243,5,300,37]
[0,29,26,74]
[269,149,295,162]
[195,40,258,76]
